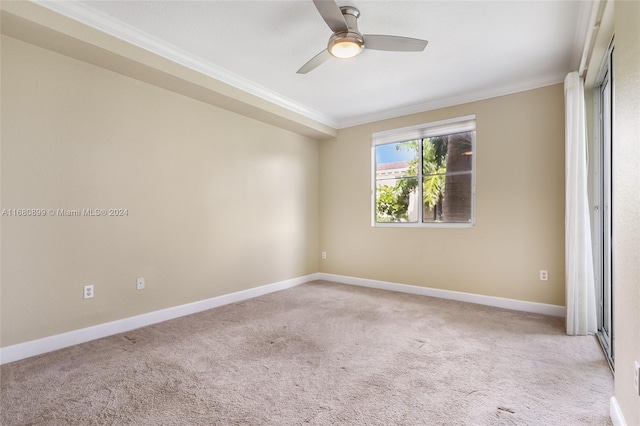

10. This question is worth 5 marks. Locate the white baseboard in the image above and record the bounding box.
[0,272,566,365]
[610,397,627,426]
[0,273,319,365]
[318,273,566,317]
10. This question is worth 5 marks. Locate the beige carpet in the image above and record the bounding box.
[1,281,613,425]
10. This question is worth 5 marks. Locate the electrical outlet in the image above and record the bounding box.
[83,285,94,299]
[136,277,145,290]
[322,251,327,259]
[634,361,640,396]
[539,270,548,281]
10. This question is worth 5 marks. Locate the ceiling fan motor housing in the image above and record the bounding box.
[327,6,365,58]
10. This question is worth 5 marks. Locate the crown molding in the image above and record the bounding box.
[335,72,566,129]
[29,1,576,134]
[32,0,339,129]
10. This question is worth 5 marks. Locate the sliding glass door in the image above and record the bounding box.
[594,43,614,369]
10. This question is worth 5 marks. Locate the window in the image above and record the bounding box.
[372,115,476,227]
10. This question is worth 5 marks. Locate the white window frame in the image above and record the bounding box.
[371,115,477,228]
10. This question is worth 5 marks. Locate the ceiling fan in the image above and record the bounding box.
[297,0,429,74]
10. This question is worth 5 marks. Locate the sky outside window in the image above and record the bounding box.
[376,142,416,164]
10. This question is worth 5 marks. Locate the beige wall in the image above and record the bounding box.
[320,85,565,306]
[0,35,320,347]
[3,8,636,423]
[612,1,640,423]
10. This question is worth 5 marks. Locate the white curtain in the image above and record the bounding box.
[564,71,597,336]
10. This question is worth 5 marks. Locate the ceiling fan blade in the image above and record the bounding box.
[313,0,348,33]
[297,49,332,74]
[363,35,428,52]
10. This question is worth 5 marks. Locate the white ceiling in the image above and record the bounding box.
[38,0,592,129]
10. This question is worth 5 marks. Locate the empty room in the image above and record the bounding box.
[1,0,638,424]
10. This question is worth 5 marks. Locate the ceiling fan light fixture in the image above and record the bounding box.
[297,1,428,74]
[328,33,364,59]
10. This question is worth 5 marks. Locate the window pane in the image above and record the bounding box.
[422,137,448,176]
[375,141,419,177]
[440,132,473,222]
[422,174,445,222]
[422,132,474,223]
[375,177,419,223]
[439,171,472,223]
[443,132,473,172]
